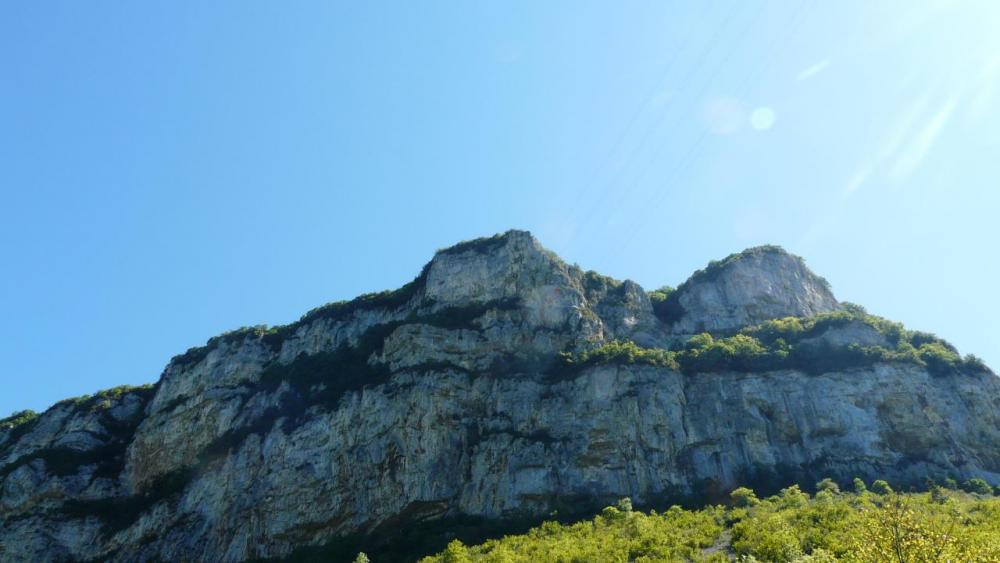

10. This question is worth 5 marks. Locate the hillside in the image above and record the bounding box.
[1,230,998,562]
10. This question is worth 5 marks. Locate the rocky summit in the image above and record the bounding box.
[2,230,998,561]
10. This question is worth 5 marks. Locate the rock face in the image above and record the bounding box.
[665,246,842,335]
[2,231,998,562]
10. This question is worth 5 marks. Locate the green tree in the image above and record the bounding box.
[963,478,994,496]
[930,484,949,504]
[918,342,962,375]
[440,540,471,563]
[685,332,714,350]
[732,512,803,562]
[871,480,893,495]
[776,485,809,509]
[616,497,633,513]
[816,478,840,494]
[852,478,868,494]
[731,487,760,508]
[849,495,976,562]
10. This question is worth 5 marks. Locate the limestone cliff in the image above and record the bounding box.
[1,231,997,562]
[663,245,842,335]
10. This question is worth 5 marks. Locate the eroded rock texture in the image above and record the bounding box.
[2,231,997,562]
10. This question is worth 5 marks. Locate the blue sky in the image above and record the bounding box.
[2,2,998,416]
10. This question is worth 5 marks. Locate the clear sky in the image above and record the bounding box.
[2,2,998,417]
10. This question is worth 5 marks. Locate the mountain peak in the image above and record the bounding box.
[423,230,568,307]
[663,244,841,334]
[434,229,538,257]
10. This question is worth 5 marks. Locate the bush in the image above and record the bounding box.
[852,478,868,494]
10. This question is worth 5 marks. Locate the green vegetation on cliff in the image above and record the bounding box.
[558,340,680,373]
[647,285,675,321]
[0,409,38,431]
[170,262,434,367]
[419,482,1000,562]
[561,308,991,377]
[53,383,156,412]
